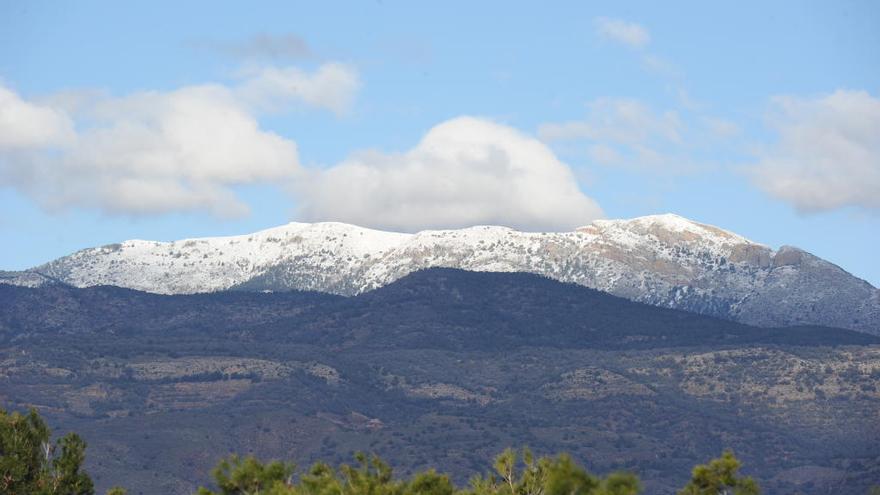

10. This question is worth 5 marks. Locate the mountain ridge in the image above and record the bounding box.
[6,213,879,335]
[2,267,877,348]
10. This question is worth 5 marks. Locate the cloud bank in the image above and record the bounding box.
[298,117,603,231]
[748,90,880,213]
[0,63,358,217]
[1,78,602,231]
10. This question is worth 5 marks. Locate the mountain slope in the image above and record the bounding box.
[4,268,874,348]
[1,269,878,494]
[19,214,880,334]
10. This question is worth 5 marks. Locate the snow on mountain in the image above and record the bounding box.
[15,214,880,334]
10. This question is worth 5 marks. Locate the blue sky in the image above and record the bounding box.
[1,0,878,285]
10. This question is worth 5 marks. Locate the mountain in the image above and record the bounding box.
[1,269,878,494]
[3,268,874,349]
[12,214,880,334]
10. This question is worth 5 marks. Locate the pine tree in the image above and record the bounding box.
[0,407,95,495]
[677,450,759,495]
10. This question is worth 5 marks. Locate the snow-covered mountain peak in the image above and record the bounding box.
[576,214,758,258]
[594,213,750,240]
[15,214,879,335]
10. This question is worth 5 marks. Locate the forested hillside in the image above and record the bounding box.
[1,269,878,493]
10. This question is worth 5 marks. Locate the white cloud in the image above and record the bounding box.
[595,17,650,49]
[748,90,880,213]
[0,62,358,217]
[0,86,75,148]
[1,84,301,217]
[3,72,606,230]
[298,116,603,232]
[2,80,602,229]
[237,62,360,116]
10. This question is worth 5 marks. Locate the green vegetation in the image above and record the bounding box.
[195,448,642,495]
[1,407,769,495]
[0,408,93,495]
[677,450,758,495]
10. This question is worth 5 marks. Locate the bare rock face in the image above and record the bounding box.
[773,246,806,267]
[15,214,880,335]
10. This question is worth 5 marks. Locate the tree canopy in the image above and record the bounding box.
[2,407,764,495]
[195,448,642,495]
[677,450,759,495]
[0,408,94,495]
